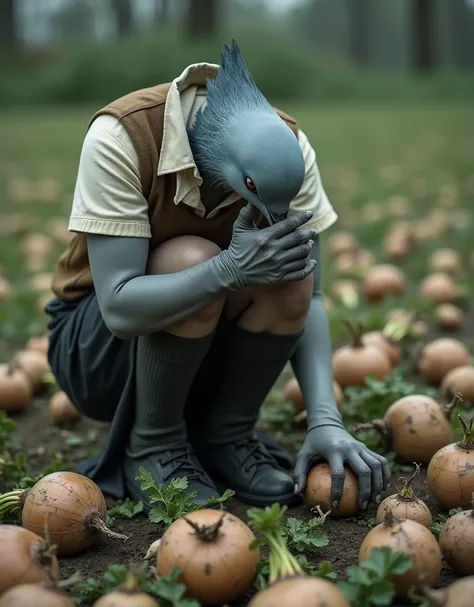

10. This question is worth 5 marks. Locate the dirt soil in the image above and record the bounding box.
[3,384,460,607]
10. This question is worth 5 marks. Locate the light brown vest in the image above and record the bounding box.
[50,83,299,301]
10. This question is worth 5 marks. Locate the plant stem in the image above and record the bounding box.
[398,463,421,500]
[183,512,226,541]
[0,490,23,515]
[457,414,474,449]
[443,392,463,420]
[352,419,390,450]
[341,319,363,348]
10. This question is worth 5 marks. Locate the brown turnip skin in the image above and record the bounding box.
[0,525,59,595]
[304,463,359,517]
[49,391,81,423]
[0,364,32,412]
[362,264,407,302]
[439,509,474,576]
[376,494,432,528]
[248,576,350,607]
[361,331,402,365]
[427,444,474,509]
[435,304,463,330]
[283,377,344,413]
[0,584,74,607]
[359,517,442,599]
[381,395,453,464]
[418,338,470,384]
[429,248,461,276]
[424,577,474,607]
[420,273,457,304]
[441,366,474,404]
[156,509,260,606]
[13,349,50,394]
[93,591,159,606]
[333,343,391,389]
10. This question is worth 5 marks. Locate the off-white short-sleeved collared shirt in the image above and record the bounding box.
[69,62,338,238]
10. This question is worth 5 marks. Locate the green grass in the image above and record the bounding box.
[0,102,473,343]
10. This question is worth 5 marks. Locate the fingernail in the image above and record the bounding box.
[306,211,313,218]
[375,494,381,504]
[362,501,368,510]
[309,239,314,247]
[332,500,339,508]
[294,484,299,493]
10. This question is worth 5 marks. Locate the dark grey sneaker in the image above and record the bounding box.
[123,442,222,512]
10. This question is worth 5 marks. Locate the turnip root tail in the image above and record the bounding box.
[86,510,129,541]
[442,391,463,420]
[398,462,421,501]
[352,419,389,446]
[456,413,474,449]
[183,511,226,542]
[418,583,446,607]
[341,319,364,348]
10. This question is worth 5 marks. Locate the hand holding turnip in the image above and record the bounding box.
[294,425,390,510]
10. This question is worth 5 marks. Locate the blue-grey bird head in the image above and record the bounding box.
[187,38,305,225]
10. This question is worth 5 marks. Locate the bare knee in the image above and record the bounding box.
[147,235,222,275]
[147,236,225,333]
[266,274,313,322]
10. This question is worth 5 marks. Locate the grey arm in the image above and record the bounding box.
[87,234,236,339]
[290,235,344,429]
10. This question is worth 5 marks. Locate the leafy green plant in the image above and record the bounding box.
[0,411,16,453]
[259,402,297,434]
[284,509,329,553]
[136,468,234,526]
[72,563,200,606]
[346,512,377,529]
[338,546,412,606]
[430,507,463,538]
[344,369,436,423]
[106,499,144,526]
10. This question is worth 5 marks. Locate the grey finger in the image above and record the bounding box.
[281,258,307,273]
[371,452,391,490]
[278,228,316,250]
[280,241,313,263]
[281,259,316,283]
[347,450,372,509]
[271,211,313,238]
[359,450,384,504]
[328,452,346,507]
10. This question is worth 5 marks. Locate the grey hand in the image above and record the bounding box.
[219,203,317,288]
[294,426,391,510]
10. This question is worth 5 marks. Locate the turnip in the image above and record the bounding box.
[376,463,432,527]
[421,577,474,607]
[12,350,50,395]
[0,471,128,556]
[353,393,459,464]
[441,366,474,405]
[427,414,474,509]
[0,585,75,607]
[429,248,461,276]
[156,509,260,606]
[438,494,474,575]
[49,391,81,423]
[328,231,359,258]
[92,572,158,606]
[418,337,470,384]
[362,264,407,302]
[420,273,457,304]
[435,303,463,330]
[25,334,49,356]
[282,376,344,414]
[247,504,350,607]
[333,321,392,388]
[359,511,442,599]
[304,462,359,517]
[0,363,32,412]
[0,525,59,595]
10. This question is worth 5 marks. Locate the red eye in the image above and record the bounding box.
[244,176,256,192]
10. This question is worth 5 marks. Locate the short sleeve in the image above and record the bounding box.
[289,129,338,234]
[69,114,151,238]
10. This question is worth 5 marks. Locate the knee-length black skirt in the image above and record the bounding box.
[45,292,292,499]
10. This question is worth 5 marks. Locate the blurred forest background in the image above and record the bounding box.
[0,0,473,106]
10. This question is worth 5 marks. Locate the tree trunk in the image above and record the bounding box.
[185,0,219,39]
[113,0,133,36]
[412,0,435,71]
[347,0,374,67]
[0,0,16,48]
[449,0,474,69]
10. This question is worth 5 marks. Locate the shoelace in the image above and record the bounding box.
[160,446,207,482]
[236,438,275,473]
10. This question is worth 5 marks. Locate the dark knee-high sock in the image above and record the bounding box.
[200,325,302,445]
[128,330,213,456]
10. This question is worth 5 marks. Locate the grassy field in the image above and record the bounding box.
[0,102,474,605]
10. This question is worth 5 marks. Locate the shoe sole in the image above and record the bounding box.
[216,483,302,508]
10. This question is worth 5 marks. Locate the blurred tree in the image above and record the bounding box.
[113,0,134,36]
[412,0,435,70]
[185,0,220,39]
[155,0,170,24]
[449,0,474,68]
[347,0,374,66]
[0,0,17,47]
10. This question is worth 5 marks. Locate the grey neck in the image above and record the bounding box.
[199,177,232,214]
